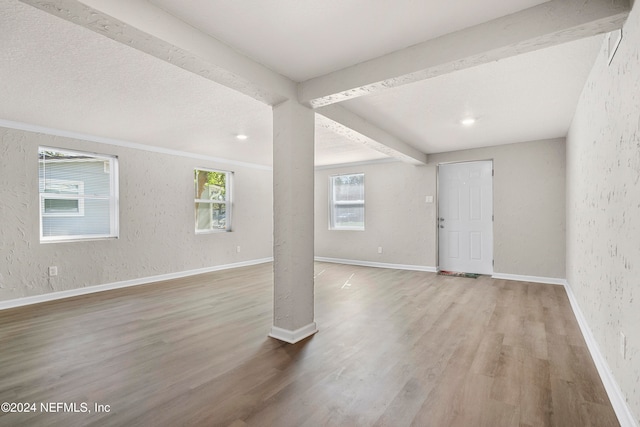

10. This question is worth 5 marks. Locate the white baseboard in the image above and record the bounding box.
[269,322,318,344]
[314,257,437,273]
[0,258,273,311]
[491,272,566,285]
[564,281,638,427]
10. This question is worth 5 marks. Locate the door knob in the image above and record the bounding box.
[439,225,444,228]
[438,218,445,221]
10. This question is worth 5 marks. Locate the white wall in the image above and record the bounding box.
[315,160,437,267]
[0,126,273,302]
[566,1,640,423]
[430,139,566,279]
[315,138,566,279]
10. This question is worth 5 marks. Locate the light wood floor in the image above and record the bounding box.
[0,262,618,427]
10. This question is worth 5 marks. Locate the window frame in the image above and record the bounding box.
[194,168,233,234]
[328,172,365,231]
[38,146,119,243]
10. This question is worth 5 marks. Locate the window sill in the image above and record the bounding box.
[40,235,119,244]
[195,229,232,235]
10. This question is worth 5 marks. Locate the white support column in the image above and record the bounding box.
[269,99,317,344]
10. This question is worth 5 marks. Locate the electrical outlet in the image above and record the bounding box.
[425,195,434,203]
[236,246,241,253]
[48,266,58,277]
[377,246,383,254]
[620,332,626,359]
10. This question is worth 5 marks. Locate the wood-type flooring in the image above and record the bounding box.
[0,262,619,426]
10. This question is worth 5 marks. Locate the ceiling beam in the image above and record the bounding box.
[19,0,428,165]
[20,0,297,105]
[316,105,427,165]
[299,0,631,108]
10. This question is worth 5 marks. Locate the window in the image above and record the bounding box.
[42,179,85,216]
[195,168,232,233]
[39,147,119,242]
[329,173,365,230]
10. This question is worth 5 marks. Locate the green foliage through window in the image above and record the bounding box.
[195,169,231,232]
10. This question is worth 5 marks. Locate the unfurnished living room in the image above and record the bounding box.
[0,0,639,426]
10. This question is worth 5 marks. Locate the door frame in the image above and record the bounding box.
[436,159,494,273]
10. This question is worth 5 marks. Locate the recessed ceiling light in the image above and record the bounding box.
[461,118,476,126]
[236,134,248,141]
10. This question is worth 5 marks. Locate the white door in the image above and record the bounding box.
[438,161,493,275]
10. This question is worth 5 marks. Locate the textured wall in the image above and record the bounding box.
[315,161,437,267]
[431,139,566,278]
[315,138,566,278]
[0,127,273,302]
[566,2,640,423]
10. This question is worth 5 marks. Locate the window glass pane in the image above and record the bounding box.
[41,199,111,238]
[195,170,226,201]
[44,181,81,195]
[44,199,79,214]
[210,203,227,229]
[333,205,365,228]
[195,202,227,231]
[39,150,110,197]
[333,174,364,202]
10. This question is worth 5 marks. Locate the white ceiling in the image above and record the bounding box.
[343,35,604,154]
[1,0,392,166]
[0,0,608,167]
[315,126,388,167]
[0,0,271,165]
[148,0,548,82]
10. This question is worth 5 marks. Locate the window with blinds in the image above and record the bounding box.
[38,147,119,242]
[329,173,365,230]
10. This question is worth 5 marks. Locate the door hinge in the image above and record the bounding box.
[493,259,495,266]
[492,169,494,177]
[492,214,494,221]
